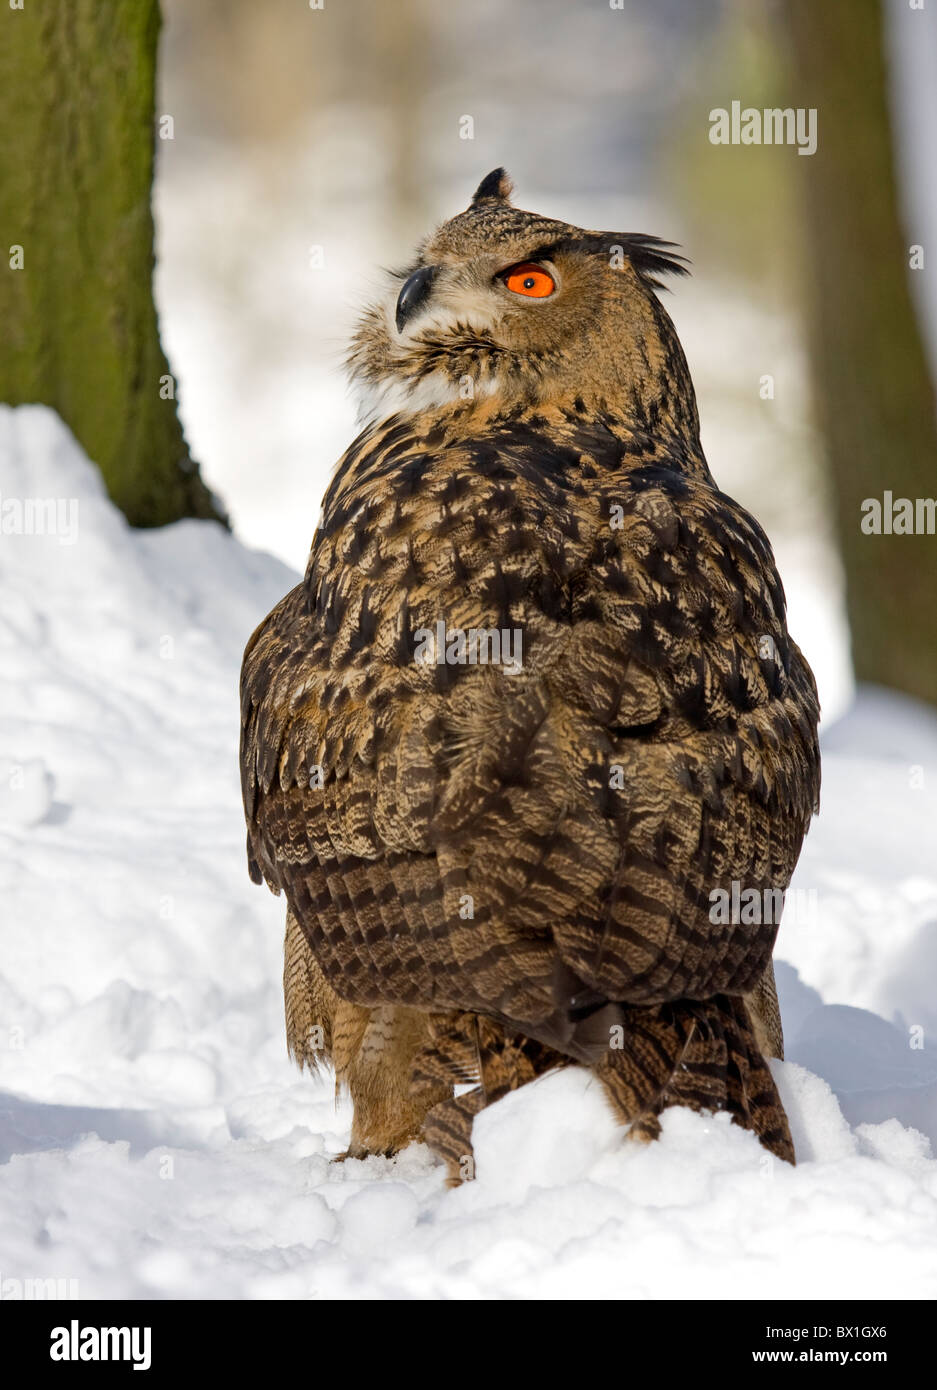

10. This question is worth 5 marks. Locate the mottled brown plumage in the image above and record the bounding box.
[241,170,820,1179]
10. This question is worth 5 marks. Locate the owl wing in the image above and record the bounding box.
[240,428,820,1062]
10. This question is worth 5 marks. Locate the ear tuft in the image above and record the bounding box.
[617,234,690,290]
[471,168,514,206]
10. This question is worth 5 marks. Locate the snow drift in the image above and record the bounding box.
[0,405,935,1299]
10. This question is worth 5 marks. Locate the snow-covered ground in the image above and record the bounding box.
[1,405,935,1300]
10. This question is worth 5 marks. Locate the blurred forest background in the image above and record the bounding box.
[2,0,936,721]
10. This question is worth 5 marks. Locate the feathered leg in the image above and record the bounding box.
[284,908,451,1158]
[412,1014,566,1183]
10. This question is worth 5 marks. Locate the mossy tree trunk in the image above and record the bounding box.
[782,0,937,707]
[0,0,224,528]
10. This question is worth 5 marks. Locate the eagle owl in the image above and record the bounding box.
[240,170,820,1178]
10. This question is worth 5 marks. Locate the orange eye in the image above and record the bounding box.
[502,262,555,298]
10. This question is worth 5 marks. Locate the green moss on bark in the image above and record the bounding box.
[0,0,225,527]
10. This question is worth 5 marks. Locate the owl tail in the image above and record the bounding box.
[595,994,795,1164]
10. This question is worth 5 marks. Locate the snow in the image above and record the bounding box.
[1,404,935,1300]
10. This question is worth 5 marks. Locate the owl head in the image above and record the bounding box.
[348,168,700,448]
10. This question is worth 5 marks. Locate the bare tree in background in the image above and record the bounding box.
[0,0,224,527]
[783,0,937,707]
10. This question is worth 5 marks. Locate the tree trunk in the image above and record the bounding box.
[782,0,937,707]
[0,0,224,528]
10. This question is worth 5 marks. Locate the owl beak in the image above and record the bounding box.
[395,265,437,333]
